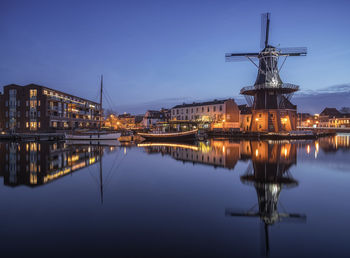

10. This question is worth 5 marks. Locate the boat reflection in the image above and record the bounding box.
[0,141,116,187]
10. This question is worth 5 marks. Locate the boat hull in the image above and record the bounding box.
[65,133,121,140]
[137,130,197,142]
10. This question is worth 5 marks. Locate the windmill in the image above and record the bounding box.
[225,13,307,132]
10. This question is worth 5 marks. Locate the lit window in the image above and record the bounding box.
[30,89,37,98]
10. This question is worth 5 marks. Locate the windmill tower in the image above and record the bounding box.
[226,13,307,132]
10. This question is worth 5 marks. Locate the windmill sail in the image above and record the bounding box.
[278,47,307,56]
[260,13,271,49]
[225,52,259,62]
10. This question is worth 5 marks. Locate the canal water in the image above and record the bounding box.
[0,135,349,257]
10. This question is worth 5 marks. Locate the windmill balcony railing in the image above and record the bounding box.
[240,83,299,94]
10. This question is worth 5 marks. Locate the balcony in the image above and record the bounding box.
[240,83,299,95]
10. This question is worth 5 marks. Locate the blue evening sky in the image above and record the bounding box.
[1,0,349,113]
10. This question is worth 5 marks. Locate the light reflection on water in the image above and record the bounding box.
[0,134,349,257]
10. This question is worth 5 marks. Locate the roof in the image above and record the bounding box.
[118,114,134,118]
[134,115,144,123]
[320,108,341,117]
[238,104,252,114]
[145,110,164,119]
[3,83,100,105]
[172,99,231,109]
[330,113,350,119]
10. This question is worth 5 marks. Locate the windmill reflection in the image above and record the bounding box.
[226,141,306,256]
[139,140,307,256]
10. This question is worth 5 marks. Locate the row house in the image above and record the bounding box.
[170,99,240,129]
[142,108,170,128]
[315,107,350,128]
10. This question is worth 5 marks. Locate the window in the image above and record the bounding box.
[247,117,249,122]
[191,108,193,113]
[207,107,210,112]
[220,105,223,111]
[186,109,188,114]
[30,89,37,98]
[38,122,41,128]
[26,122,29,128]
[202,107,204,112]
[30,122,37,130]
[38,111,40,117]
[38,100,41,106]
[196,108,199,112]
[214,106,216,112]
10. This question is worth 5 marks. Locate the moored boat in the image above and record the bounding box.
[137,129,198,142]
[65,132,121,140]
[65,75,121,142]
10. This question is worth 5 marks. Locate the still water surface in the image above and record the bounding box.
[0,135,349,257]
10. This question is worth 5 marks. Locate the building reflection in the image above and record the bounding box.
[318,134,350,152]
[139,140,241,169]
[0,142,103,187]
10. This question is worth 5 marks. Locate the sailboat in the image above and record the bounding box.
[65,75,121,143]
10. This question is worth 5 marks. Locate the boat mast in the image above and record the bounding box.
[99,74,103,138]
[99,74,103,204]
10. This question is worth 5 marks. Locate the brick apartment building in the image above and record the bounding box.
[0,84,102,132]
